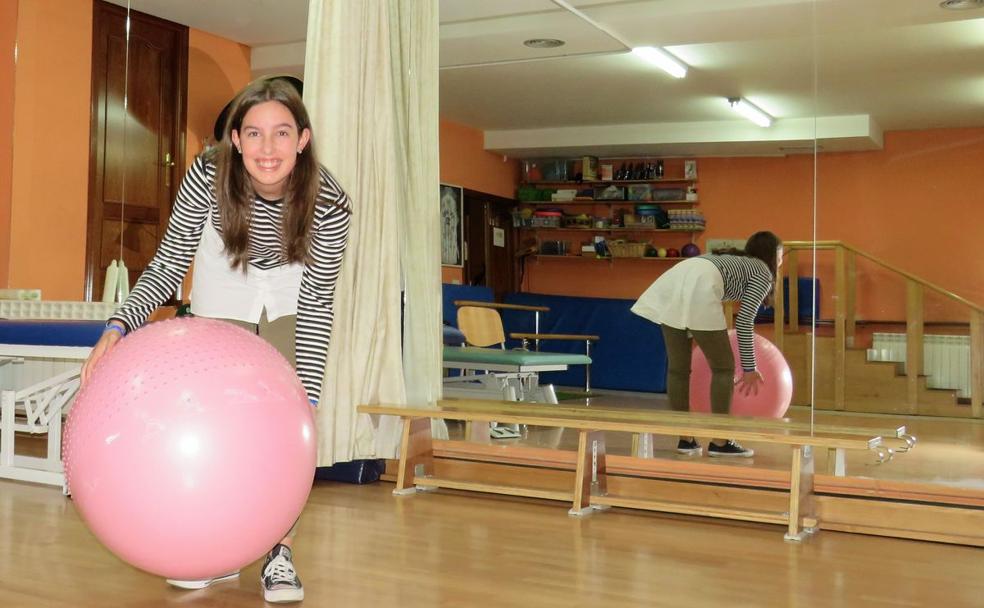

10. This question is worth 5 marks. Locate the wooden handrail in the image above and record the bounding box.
[783,241,984,314]
[781,240,983,418]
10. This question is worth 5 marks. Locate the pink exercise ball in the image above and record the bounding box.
[688,330,793,417]
[64,317,317,580]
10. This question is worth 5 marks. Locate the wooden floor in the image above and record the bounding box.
[1,477,982,608]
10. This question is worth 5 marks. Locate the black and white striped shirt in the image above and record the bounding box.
[111,156,352,401]
[702,254,773,371]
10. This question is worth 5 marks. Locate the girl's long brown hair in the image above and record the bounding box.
[213,78,320,271]
[712,230,782,277]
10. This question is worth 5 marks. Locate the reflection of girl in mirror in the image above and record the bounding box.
[441,185,460,265]
[81,78,352,604]
[631,231,782,458]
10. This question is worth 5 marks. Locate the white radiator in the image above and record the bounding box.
[867,333,970,398]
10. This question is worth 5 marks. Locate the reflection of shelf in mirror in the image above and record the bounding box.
[521,227,703,233]
[534,255,688,261]
[523,200,698,205]
[525,178,696,185]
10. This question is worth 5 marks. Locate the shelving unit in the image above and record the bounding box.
[515,158,703,263]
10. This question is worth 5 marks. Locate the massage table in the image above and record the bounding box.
[0,318,104,488]
[442,345,592,404]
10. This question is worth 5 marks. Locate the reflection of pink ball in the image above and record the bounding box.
[64,318,316,580]
[689,330,792,417]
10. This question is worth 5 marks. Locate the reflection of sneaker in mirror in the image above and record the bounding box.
[262,544,304,603]
[708,440,754,458]
[166,571,240,590]
[676,438,702,455]
[489,424,521,439]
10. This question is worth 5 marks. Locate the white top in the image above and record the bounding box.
[190,218,304,322]
[111,156,352,401]
[631,257,726,330]
[631,254,774,371]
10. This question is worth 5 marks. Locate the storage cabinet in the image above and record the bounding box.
[515,157,703,262]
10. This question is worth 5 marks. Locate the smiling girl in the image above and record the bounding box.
[81,77,352,603]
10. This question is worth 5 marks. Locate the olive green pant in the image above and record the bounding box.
[205,311,299,539]
[660,325,735,415]
[216,311,297,367]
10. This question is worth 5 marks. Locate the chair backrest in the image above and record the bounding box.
[457,306,505,347]
[442,284,493,326]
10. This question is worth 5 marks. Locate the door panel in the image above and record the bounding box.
[86,0,187,301]
[463,191,518,301]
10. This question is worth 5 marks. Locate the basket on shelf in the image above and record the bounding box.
[607,240,648,258]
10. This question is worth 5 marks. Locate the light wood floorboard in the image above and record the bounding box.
[1,478,981,607]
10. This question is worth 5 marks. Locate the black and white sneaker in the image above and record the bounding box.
[166,571,240,590]
[676,438,702,455]
[708,440,754,458]
[262,544,304,603]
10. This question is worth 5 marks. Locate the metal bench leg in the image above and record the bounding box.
[826,447,846,476]
[570,430,606,516]
[394,417,434,496]
[785,445,818,541]
[631,432,654,458]
[584,339,592,393]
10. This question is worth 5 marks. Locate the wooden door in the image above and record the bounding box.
[85,0,188,301]
[463,190,518,301]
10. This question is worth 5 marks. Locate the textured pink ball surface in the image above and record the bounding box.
[64,317,316,580]
[689,330,793,418]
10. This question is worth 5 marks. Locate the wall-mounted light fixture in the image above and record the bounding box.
[631,46,687,79]
[727,97,773,127]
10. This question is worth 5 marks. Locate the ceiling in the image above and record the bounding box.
[114,0,984,158]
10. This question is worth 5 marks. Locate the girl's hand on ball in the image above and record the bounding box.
[81,326,124,385]
[736,370,764,397]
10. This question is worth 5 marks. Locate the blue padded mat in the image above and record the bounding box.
[0,320,105,347]
[502,293,667,393]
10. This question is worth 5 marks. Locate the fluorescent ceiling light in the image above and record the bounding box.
[727,97,773,127]
[631,46,687,79]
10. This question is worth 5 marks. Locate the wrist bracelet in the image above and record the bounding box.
[104,323,126,338]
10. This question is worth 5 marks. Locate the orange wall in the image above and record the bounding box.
[524,127,984,323]
[185,28,251,167]
[8,0,92,300]
[524,155,815,299]
[815,128,984,322]
[440,118,521,284]
[0,1,17,289]
[5,5,251,300]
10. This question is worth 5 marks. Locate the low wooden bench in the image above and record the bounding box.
[358,400,899,541]
[439,398,915,475]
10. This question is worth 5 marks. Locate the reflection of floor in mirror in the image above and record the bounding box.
[451,388,984,491]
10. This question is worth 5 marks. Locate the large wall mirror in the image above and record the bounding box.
[813,0,984,493]
[3,1,980,494]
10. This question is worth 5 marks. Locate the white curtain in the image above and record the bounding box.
[304,0,444,465]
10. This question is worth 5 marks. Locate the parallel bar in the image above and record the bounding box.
[972,311,984,419]
[906,281,924,415]
[845,250,857,347]
[787,249,799,333]
[834,246,847,410]
[774,262,785,351]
